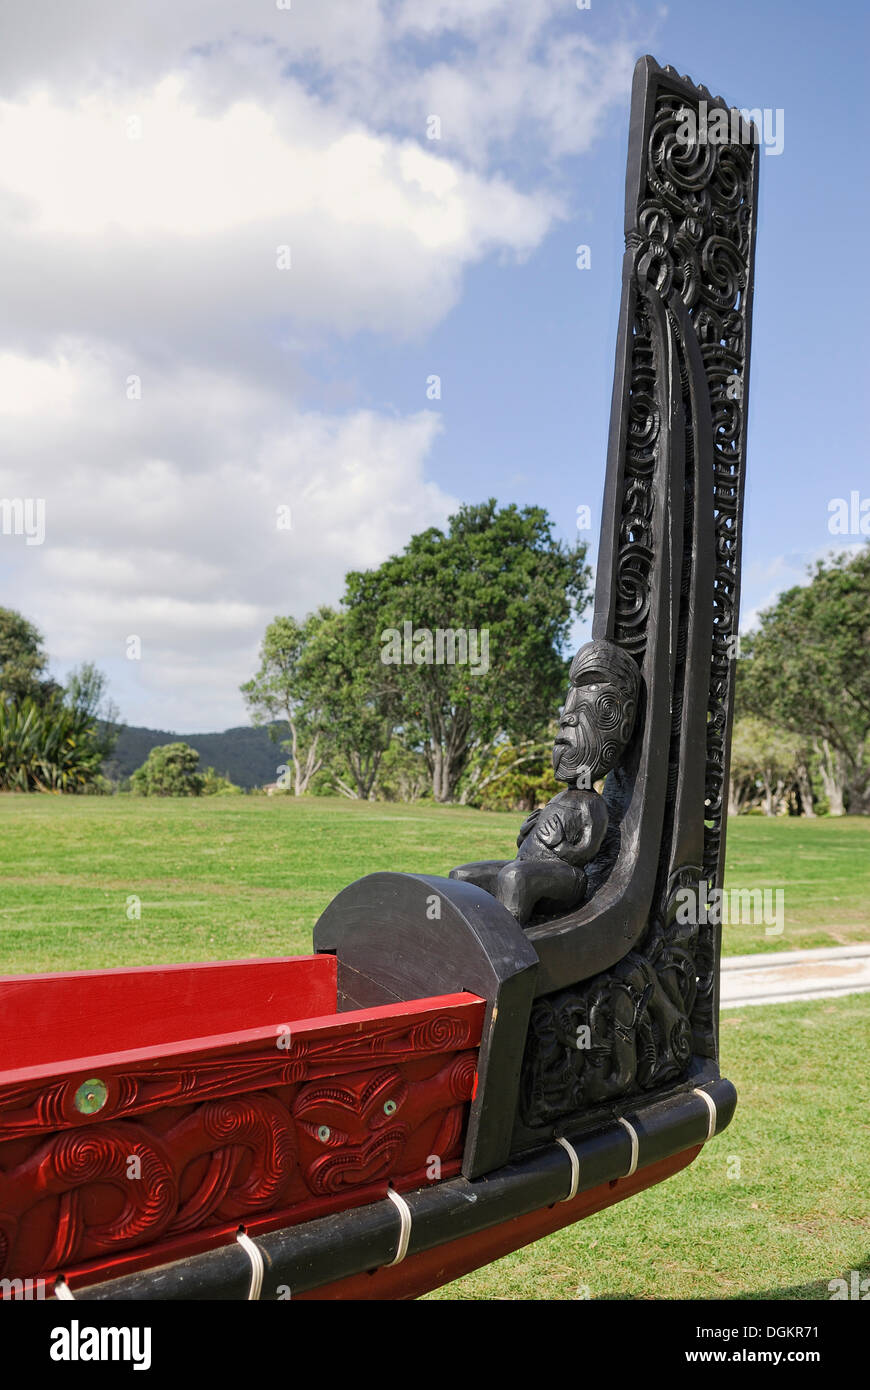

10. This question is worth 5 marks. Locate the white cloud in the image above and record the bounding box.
[0,75,555,356]
[1,345,455,729]
[0,2,653,729]
[0,2,642,174]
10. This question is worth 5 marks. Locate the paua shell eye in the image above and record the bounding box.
[317,1125,331,1142]
[383,1099,397,1116]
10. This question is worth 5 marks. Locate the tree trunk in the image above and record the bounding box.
[815,738,846,815]
[425,704,472,803]
[728,779,740,817]
[728,776,759,816]
[795,761,816,817]
[289,723,322,795]
[430,748,455,802]
[762,774,775,816]
[844,766,870,815]
[729,778,753,816]
[347,748,381,801]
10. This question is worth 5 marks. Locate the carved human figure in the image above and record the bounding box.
[450,639,639,925]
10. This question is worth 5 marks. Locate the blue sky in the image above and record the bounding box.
[340,0,869,639]
[1,0,867,730]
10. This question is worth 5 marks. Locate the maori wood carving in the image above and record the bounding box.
[513,59,759,1131]
[451,640,640,924]
[308,59,755,1161]
[0,997,482,1284]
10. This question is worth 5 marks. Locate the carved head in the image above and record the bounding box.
[553,639,640,786]
[292,1067,410,1195]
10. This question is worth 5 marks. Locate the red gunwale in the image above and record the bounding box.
[0,955,337,1071]
[0,986,482,1091]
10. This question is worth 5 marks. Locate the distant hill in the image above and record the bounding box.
[108,723,287,790]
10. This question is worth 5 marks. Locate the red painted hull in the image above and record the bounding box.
[0,957,483,1292]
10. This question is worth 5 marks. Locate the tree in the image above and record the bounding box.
[458,731,559,810]
[373,743,431,802]
[131,743,205,796]
[300,608,400,800]
[342,501,591,802]
[0,608,57,705]
[64,661,122,762]
[740,547,870,814]
[728,716,804,816]
[241,613,329,796]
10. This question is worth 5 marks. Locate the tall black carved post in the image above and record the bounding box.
[510,56,759,1147]
[317,55,759,1176]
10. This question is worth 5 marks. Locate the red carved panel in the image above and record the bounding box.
[0,965,484,1291]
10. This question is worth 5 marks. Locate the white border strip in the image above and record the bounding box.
[385,1188,412,1266]
[236,1230,264,1301]
[692,1086,718,1142]
[617,1117,640,1177]
[555,1136,581,1202]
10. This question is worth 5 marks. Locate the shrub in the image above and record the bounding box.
[130,743,205,796]
[0,696,104,792]
[202,766,243,795]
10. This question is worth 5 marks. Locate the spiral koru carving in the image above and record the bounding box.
[35,1124,177,1266]
[447,1053,478,1102]
[409,1016,470,1052]
[200,1094,296,1219]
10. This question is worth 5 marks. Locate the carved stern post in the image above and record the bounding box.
[315,58,759,1191]
[514,55,759,1150]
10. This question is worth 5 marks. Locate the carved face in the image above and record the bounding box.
[552,640,639,786]
[292,1068,410,1196]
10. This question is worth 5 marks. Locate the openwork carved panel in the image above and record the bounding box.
[518,62,757,1131]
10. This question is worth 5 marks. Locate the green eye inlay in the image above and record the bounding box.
[74,1078,108,1114]
[383,1099,397,1116]
[317,1125,331,1142]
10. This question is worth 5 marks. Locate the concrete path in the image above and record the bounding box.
[720,943,870,1008]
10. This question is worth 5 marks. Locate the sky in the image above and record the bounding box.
[1,0,868,733]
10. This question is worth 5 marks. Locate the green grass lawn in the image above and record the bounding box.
[0,794,867,975]
[428,992,870,1300]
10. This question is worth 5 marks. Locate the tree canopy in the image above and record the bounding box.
[739,546,870,814]
[131,743,206,797]
[342,500,591,801]
[0,608,57,705]
[0,611,117,792]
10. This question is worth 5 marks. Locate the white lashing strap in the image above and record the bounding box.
[236,1230,264,1301]
[385,1187,413,1266]
[54,1279,75,1301]
[555,1136,580,1202]
[617,1116,640,1178]
[692,1086,718,1142]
